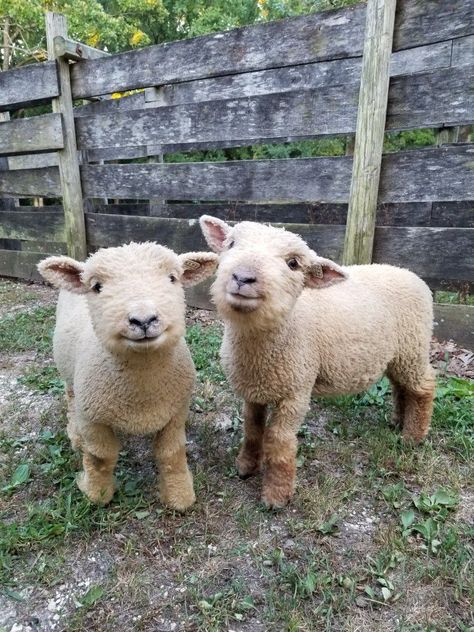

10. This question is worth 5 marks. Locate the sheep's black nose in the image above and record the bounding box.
[129,315,158,332]
[232,272,257,287]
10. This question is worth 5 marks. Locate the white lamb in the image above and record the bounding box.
[38,242,217,510]
[200,216,436,509]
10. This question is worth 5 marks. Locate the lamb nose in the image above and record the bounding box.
[232,272,257,286]
[129,315,158,331]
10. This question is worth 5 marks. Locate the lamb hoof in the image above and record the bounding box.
[235,455,261,480]
[261,488,292,510]
[77,472,114,505]
[160,473,196,512]
[161,488,196,512]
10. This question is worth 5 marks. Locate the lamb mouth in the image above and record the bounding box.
[227,293,262,312]
[123,333,161,344]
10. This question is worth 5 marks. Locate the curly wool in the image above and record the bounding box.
[200,217,435,508]
[38,242,218,509]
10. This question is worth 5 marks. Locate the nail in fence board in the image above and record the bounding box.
[0,114,64,157]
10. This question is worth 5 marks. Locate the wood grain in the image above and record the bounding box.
[0,62,59,112]
[0,114,63,157]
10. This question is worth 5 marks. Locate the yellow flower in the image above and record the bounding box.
[111,93,123,99]
[130,30,146,47]
[87,32,100,48]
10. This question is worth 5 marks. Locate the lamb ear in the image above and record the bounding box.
[199,215,231,253]
[305,256,348,289]
[37,256,88,294]
[179,251,218,288]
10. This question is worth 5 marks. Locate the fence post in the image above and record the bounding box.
[342,0,397,265]
[45,12,87,261]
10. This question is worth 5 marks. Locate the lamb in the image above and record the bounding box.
[199,216,436,509]
[38,242,217,510]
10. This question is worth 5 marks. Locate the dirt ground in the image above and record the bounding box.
[0,279,472,632]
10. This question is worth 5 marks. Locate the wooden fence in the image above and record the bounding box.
[0,0,473,346]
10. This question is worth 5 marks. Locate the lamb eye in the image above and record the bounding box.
[169,274,176,283]
[227,240,235,249]
[287,258,299,270]
[92,282,102,293]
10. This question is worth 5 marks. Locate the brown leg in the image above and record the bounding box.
[76,423,119,505]
[390,381,406,429]
[153,412,195,511]
[261,396,310,509]
[402,369,436,443]
[236,402,267,479]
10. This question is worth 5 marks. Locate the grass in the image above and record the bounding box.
[0,305,55,354]
[0,280,472,631]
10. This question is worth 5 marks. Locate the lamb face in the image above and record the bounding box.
[39,242,217,355]
[199,216,347,329]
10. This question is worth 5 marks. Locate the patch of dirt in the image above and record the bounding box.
[430,338,474,378]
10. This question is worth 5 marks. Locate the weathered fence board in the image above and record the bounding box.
[343,0,396,265]
[393,0,474,51]
[452,35,474,66]
[81,146,474,204]
[74,66,473,153]
[0,62,59,112]
[85,214,473,282]
[0,114,64,157]
[77,39,452,119]
[70,0,472,99]
[433,304,474,349]
[8,153,59,170]
[0,249,44,281]
[70,5,367,99]
[0,211,65,242]
[431,202,474,228]
[0,167,61,197]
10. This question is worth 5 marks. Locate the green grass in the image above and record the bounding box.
[0,292,472,630]
[0,305,55,354]
[18,365,64,394]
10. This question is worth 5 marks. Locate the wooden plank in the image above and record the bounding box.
[0,249,45,281]
[0,211,65,242]
[75,66,473,152]
[0,167,61,197]
[433,304,474,349]
[431,202,474,228]
[89,201,433,225]
[76,39,452,118]
[81,145,474,204]
[394,0,474,51]
[8,153,59,170]
[70,0,473,99]
[0,114,63,157]
[46,12,87,261]
[452,35,474,67]
[70,4,367,99]
[387,67,474,130]
[53,35,110,61]
[85,214,473,283]
[343,0,396,265]
[0,62,59,112]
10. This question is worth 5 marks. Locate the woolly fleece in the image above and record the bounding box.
[38,242,218,509]
[200,217,436,508]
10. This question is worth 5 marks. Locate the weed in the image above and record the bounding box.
[0,306,55,354]
[18,365,64,395]
[186,323,224,384]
